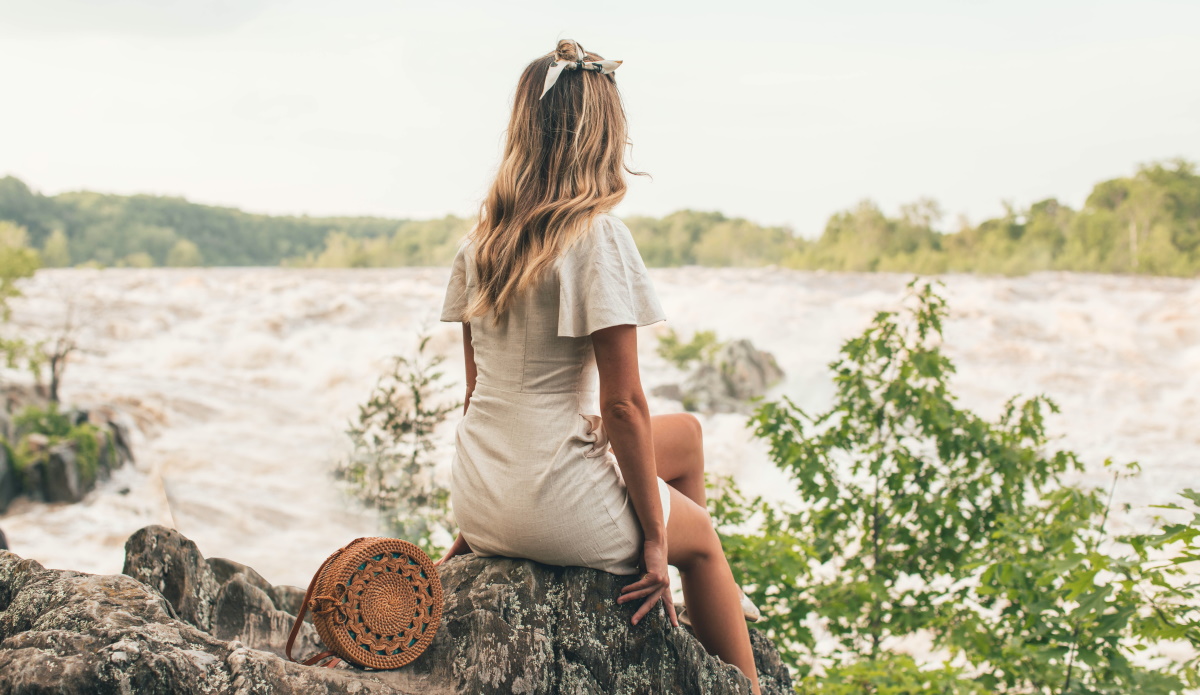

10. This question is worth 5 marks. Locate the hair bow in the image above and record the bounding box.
[539,40,623,100]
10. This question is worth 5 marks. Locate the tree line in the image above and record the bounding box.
[1,157,1196,275]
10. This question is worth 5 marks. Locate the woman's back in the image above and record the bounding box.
[440,212,670,575]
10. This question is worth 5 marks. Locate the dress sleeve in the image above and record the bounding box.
[439,239,472,322]
[557,215,666,338]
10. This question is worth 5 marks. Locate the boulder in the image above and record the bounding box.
[122,525,222,632]
[718,339,785,401]
[207,555,310,625]
[106,418,136,467]
[0,551,403,694]
[680,339,785,414]
[39,442,84,503]
[0,447,18,513]
[211,574,322,658]
[375,553,794,694]
[0,525,794,694]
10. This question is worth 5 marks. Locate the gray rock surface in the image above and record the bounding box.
[212,574,322,658]
[40,441,83,503]
[0,447,17,514]
[122,524,223,631]
[680,339,785,413]
[0,550,406,695]
[0,525,793,694]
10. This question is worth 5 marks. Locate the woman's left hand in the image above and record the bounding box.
[617,539,678,627]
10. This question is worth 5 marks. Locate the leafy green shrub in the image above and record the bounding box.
[708,278,1200,692]
[333,332,461,555]
[9,401,104,487]
[795,652,988,695]
[656,327,722,369]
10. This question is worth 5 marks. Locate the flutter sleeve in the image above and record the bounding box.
[557,215,666,338]
[439,239,472,322]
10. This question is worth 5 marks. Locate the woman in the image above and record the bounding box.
[434,38,762,694]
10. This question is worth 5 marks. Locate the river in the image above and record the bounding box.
[2,267,1196,592]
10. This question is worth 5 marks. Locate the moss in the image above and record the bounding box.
[5,404,104,491]
[13,401,73,440]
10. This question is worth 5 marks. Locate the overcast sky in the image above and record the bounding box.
[1,0,1197,236]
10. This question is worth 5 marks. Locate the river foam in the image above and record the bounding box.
[2,267,1196,590]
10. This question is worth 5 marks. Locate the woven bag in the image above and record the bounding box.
[285,537,444,670]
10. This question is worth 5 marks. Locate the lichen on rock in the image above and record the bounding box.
[0,525,792,694]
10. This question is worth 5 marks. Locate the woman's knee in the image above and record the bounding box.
[669,412,704,463]
[677,412,703,447]
[665,487,723,572]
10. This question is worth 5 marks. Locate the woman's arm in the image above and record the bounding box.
[592,324,675,626]
[462,322,477,415]
[591,324,664,543]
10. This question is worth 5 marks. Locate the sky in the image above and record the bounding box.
[1,0,1198,237]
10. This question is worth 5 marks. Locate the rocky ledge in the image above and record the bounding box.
[0,525,793,694]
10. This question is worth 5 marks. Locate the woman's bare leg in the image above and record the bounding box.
[665,485,762,695]
[650,413,707,506]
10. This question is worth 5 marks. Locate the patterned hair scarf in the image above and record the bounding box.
[539,39,623,100]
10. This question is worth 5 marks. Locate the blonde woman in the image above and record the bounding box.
[434,39,762,694]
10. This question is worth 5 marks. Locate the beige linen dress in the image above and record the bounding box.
[439,213,671,575]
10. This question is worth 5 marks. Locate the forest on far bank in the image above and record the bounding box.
[0,158,1197,276]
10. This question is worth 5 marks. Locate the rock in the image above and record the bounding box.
[122,525,222,632]
[208,556,309,622]
[39,442,84,503]
[271,584,309,620]
[208,556,275,596]
[373,554,792,694]
[0,525,794,694]
[0,401,137,511]
[212,575,323,658]
[20,432,49,453]
[107,419,136,467]
[66,407,89,427]
[683,362,738,413]
[0,447,18,514]
[681,339,785,413]
[93,427,117,480]
[649,383,685,402]
[0,550,408,694]
[718,339,785,401]
[747,625,793,695]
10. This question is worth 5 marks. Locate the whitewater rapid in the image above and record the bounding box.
[2,267,1196,591]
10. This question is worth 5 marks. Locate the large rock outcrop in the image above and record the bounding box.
[0,525,793,694]
[655,339,786,414]
[0,391,137,511]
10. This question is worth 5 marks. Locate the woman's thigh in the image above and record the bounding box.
[650,413,704,484]
[664,484,721,571]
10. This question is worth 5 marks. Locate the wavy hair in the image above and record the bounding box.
[462,39,645,322]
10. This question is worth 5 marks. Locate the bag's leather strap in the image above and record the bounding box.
[286,540,361,669]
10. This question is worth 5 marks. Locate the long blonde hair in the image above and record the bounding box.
[463,39,645,322]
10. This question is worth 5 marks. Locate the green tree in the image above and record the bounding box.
[656,327,723,369]
[116,251,155,268]
[332,331,461,555]
[166,238,203,267]
[41,228,71,267]
[0,221,42,321]
[710,279,1200,692]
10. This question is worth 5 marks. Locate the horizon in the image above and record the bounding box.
[1,0,1198,238]
[5,156,1195,236]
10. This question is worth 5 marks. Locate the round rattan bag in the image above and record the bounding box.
[285,537,444,670]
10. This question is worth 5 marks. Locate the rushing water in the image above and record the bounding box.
[2,267,1197,593]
